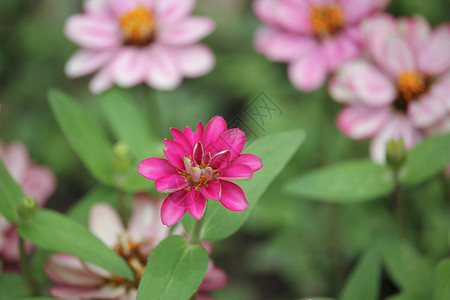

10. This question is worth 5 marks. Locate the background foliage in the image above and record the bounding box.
[0,0,449,299]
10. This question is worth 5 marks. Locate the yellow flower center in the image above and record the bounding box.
[310,4,344,36]
[397,71,426,102]
[119,7,156,46]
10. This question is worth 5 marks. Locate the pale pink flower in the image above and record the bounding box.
[45,194,169,299]
[0,141,56,263]
[46,195,227,300]
[65,0,216,94]
[253,0,389,91]
[138,116,263,226]
[330,15,450,163]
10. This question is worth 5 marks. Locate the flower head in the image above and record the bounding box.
[253,0,390,91]
[0,141,56,265]
[65,0,216,94]
[138,116,263,226]
[330,15,450,163]
[46,194,169,299]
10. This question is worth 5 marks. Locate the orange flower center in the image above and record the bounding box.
[310,4,344,36]
[119,7,156,46]
[397,71,426,102]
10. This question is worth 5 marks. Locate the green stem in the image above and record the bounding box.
[19,236,38,296]
[393,171,405,237]
[118,189,127,226]
[190,218,204,245]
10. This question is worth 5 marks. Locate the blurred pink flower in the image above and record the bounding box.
[46,195,227,300]
[46,194,169,299]
[65,0,216,94]
[330,15,450,163]
[253,0,389,91]
[138,116,263,226]
[0,141,56,263]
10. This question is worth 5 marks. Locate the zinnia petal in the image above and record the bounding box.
[219,181,249,211]
[202,116,227,149]
[186,188,207,220]
[155,174,189,193]
[138,158,178,181]
[288,50,328,92]
[230,154,263,172]
[209,151,231,171]
[201,181,222,200]
[161,189,188,226]
[89,203,124,248]
[211,129,246,159]
[158,17,215,46]
[217,164,253,181]
[163,140,187,170]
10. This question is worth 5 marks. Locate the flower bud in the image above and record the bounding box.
[113,141,131,174]
[18,196,38,220]
[386,139,407,170]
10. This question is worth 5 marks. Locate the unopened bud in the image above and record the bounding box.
[18,196,38,220]
[386,139,407,170]
[113,141,131,174]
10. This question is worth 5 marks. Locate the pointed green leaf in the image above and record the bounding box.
[48,90,114,185]
[433,259,450,300]
[284,159,394,203]
[400,133,450,186]
[183,130,304,240]
[379,239,433,296]
[386,293,423,300]
[339,247,381,300]
[17,209,133,280]
[0,159,24,222]
[100,89,158,161]
[137,235,209,300]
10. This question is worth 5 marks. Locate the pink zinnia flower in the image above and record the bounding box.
[65,0,216,94]
[0,141,56,264]
[330,15,450,163]
[46,194,169,299]
[138,116,263,226]
[253,0,390,91]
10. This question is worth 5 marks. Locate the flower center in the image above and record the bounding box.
[310,4,344,36]
[107,235,147,289]
[119,7,156,46]
[393,71,427,112]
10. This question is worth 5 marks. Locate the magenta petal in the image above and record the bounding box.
[201,181,221,200]
[155,174,189,193]
[138,158,178,181]
[210,129,245,159]
[170,128,193,154]
[193,141,204,165]
[161,189,188,226]
[186,188,207,220]
[202,116,227,149]
[231,154,263,172]
[219,181,249,211]
[218,164,253,182]
[209,150,231,170]
[163,140,187,170]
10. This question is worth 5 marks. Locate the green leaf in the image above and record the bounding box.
[386,293,423,300]
[400,133,450,186]
[100,89,158,161]
[339,247,381,300]
[379,239,433,296]
[284,159,394,203]
[17,209,133,280]
[48,89,114,185]
[0,273,29,300]
[137,235,209,300]
[433,259,450,300]
[0,159,24,222]
[184,130,304,240]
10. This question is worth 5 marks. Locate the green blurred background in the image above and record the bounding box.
[0,0,449,299]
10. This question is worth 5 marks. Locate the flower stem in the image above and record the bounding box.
[190,218,204,245]
[19,236,38,296]
[393,171,405,237]
[118,189,127,226]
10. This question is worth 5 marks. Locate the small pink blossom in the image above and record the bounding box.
[138,116,263,226]
[253,0,389,91]
[330,15,450,163]
[0,141,56,264]
[65,0,216,94]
